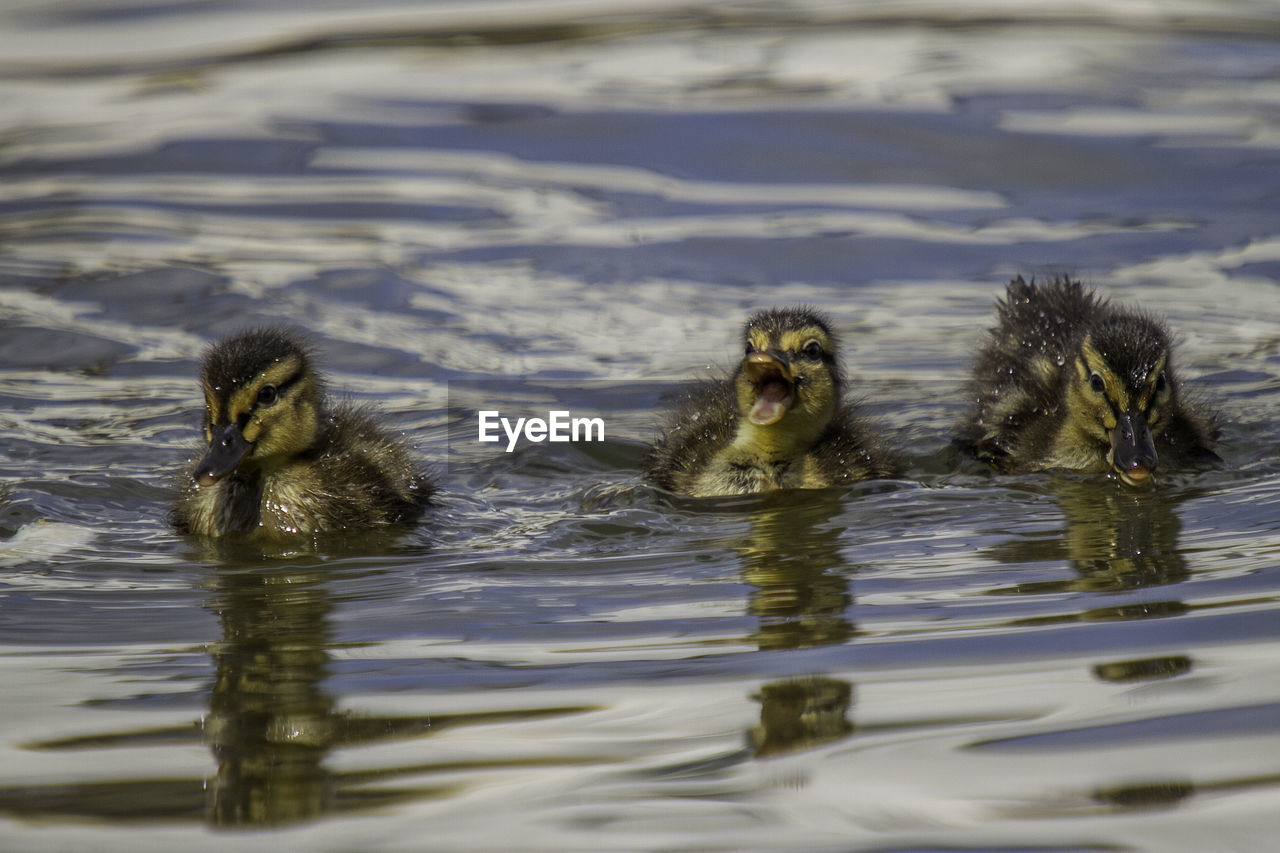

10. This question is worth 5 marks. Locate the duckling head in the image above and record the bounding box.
[1064,314,1174,486]
[194,328,323,486]
[733,307,841,451]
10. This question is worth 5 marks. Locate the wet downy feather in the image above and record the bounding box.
[171,328,433,540]
[955,276,1219,484]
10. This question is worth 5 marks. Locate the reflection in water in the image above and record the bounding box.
[204,567,336,827]
[737,495,854,652]
[735,495,856,757]
[201,564,596,828]
[1093,655,1194,683]
[750,677,853,758]
[989,480,1192,623]
[1056,480,1188,593]
[1093,779,1195,810]
[983,482,1208,800]
[0,562,593,826]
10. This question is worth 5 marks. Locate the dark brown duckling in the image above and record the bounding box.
[647,306,901,496]
[955,276,1219,485]
[171,328,432,539]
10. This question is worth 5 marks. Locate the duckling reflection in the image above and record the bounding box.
[956,277,1219,486]
[172,328,433,541]
[648,307,900,496]
[733,496,857,756]
[736,496,855,650]
[205,567,335,826]
[1093,779,1194,811]
[203,565,596,829]
[206,566,457,827]
[988,479,1190,622]
[1056,480,1189,594]
[1093,654,1193,684]
[750,677,853,758]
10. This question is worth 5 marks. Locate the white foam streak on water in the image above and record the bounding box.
[313,149,1008,210]
[0,523,98,567]
[1,160,1013,281]
[1001,107,1263,139]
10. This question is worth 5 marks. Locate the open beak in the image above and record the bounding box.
[1108,411,1158,486]
[743,351,795,426]
[194,423,251,486]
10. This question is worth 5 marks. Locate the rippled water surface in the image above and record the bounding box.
[3,1,1280,850]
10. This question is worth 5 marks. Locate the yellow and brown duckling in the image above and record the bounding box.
[647,306,901,496]
[171,328,433,539]
[955,276,1219,485]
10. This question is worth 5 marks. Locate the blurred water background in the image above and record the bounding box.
[2,1,1280,850]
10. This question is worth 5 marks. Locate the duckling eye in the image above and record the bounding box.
[802,340,824,360]
[256,385,278,407]
[1155,371,1168,393]
[1089,373,1106,394]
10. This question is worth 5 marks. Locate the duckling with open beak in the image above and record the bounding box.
[744,350,795,426]
[648,306,901,497]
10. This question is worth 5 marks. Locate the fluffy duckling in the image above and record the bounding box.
[171,328,433,539]
[648,307,900,496]
[955,276,1219,485]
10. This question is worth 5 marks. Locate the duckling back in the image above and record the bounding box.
[956,277,1096,465]
[249,401,433,536]
[647,379,739,494]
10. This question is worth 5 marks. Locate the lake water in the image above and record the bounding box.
[2,1,1280,850]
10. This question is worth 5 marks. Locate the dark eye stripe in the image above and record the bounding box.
[256,370,302,409]
[231,369,305,425]
[1138,370,1168,419]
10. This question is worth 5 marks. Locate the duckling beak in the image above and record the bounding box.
[1109,411,1158,486]
[743,351,795,427]
[195,423,251,486]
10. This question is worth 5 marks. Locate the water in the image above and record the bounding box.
[2,1,1280,850]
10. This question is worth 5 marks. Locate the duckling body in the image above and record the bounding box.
[648,307,900,497]
[955,277,1218,484]
[172,329,432,539]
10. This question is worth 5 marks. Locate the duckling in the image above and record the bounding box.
[955,276,1219,485]
[171,328,433,539]
[647,307,900,496]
